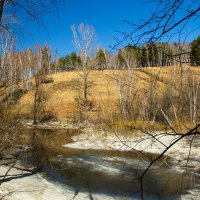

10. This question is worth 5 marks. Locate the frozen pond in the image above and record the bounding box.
[22,128,200,199]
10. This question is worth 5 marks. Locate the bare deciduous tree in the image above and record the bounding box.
[71,23,96,113]
[0,0,60,188]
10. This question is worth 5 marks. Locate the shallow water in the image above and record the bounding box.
[22,128,200,199]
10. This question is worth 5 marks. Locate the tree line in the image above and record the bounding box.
[57,36,200,71]
[0,33,199,97]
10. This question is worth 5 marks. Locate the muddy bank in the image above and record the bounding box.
[23,120,83,130]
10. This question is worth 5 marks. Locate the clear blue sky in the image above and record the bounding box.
[16,0,199,58]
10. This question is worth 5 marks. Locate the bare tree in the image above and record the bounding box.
[0,0,58,32]
[32,45,41,124]
[71,23,96,113]
[0,0,60,189]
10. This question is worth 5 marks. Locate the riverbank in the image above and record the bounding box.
[24,120,83,129]
[0,163,117,200]
[24,120,200,172]
[1,121,199,199]
[62,125,200,173]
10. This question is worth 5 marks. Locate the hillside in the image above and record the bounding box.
[16,66,200,123]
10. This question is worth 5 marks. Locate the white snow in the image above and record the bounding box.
[0,165,117,200]
[63,129,200,172]
[1,126,199,200]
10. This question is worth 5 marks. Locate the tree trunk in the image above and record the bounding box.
[84,76,88,109]
[0,0,5,25]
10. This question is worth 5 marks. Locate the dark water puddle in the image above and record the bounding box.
[22,128,200,199]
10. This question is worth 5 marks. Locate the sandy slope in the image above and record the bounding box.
[17,67,200,121]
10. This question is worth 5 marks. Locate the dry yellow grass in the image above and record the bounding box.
[16,66,200,121]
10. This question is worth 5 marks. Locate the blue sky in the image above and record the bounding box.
[16,0,199,57]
